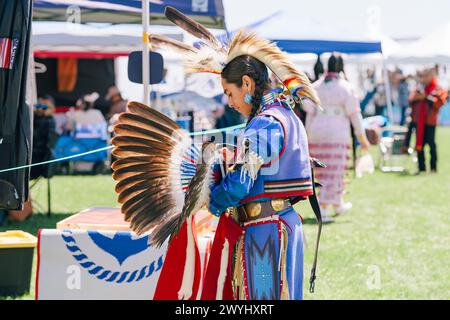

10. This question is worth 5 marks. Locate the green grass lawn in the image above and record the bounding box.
[1,127,449,300]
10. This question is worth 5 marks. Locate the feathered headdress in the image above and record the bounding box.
[150,6,320,106]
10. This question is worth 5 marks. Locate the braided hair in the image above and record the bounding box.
[313,54,324,81]
[327,54,339,73]
[221,55,270,125]
[328,54,347,80]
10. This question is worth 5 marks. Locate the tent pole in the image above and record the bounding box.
[382,56,394,123]
[142,0,150,105]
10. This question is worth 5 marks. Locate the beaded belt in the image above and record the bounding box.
[228,198,291,224]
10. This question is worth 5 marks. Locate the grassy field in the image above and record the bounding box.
[1,127,449,300]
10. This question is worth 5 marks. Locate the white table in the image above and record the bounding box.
[36,207,216,300]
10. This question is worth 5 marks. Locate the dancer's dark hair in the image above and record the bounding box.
[221,55,270,124]
[328,55,339,73]
[313,54,324,81]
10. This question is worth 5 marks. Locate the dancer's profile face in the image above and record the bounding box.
[221,75,254,117]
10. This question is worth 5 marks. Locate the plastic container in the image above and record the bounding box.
[0,230,37,296]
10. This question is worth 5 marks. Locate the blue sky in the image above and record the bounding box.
[222,0,450,39]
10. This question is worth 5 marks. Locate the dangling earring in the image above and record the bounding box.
[244,92,253,104]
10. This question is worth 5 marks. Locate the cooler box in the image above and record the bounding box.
[0,231,37,296]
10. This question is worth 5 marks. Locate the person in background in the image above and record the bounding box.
[215,104,244,129]
[30,95,58,180]
[105,85,128,120]
[404,67,448,173]
[402,70,422,153]
[304,55,370,222]
[5,95,58,222]
[336,55,358,175]
[313,54,324,82]
[360,68,377,115]
[397,70,410,126]
[214,104,244,146]
[336,55,347,80]
[64,92,107,140]
[373,81,387,116]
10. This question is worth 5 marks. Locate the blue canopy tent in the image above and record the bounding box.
[217,11,382,54]
[274,40,382,55]
[33,0,225,28]
[216,10,394,120]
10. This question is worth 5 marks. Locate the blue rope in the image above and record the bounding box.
[0,146,113,174]
[189,123,244,136]
[0,123,245,174]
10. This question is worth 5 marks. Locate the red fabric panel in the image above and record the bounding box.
[153,219,201,300]
[201,214,243,300]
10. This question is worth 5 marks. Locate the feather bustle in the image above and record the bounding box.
[126,101,181,133]
[124,193,174,226]
[113,169,169,183]
[113,124,177,146]
[111,101,197,245]
[111,156,168,171]
[117,179,170,204]
[151,214,180,247]
[111,136,175,150]
[114,172,169,193]
[130,200,175,235]
[112,145,171,158]
[117,113,180,139]
[121,183,170,214]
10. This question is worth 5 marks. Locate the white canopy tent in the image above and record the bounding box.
[32,22,187,103]
[32,22,183,57]
[32,21,229,103]
[389,22,450,64]
[217,10,401,122]
[33,0,226,105]
[218,10,400,56]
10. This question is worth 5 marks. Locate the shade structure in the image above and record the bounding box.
[32,22,183,58]
[33,0,225,28]
[216,10,383,54]
[389,22,450,63]
[33,0,226,105]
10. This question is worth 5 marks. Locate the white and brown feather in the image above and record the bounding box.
[149,34,198,54]
[112,101,217,247]
[175,142,217,235]
[112,101,189,244]
[164,6,224,52]
[227,30,320,106]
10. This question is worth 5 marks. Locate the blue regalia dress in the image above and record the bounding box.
[203,91,313,300]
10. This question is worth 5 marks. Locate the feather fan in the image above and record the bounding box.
[112,101,218,247]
